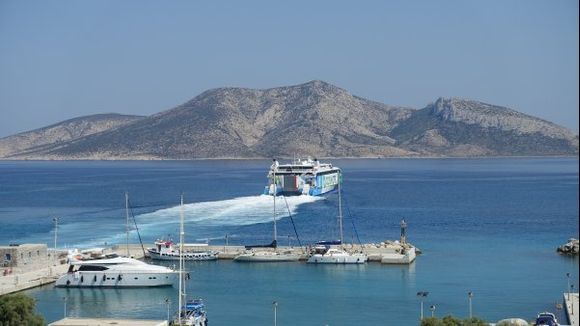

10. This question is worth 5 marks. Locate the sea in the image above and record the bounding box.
[0,158,578,325]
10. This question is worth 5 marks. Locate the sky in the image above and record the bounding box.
[0,0,578,137]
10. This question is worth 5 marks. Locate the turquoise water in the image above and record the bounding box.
[0,158,578,325]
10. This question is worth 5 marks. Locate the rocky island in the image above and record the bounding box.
[0,81,577,160]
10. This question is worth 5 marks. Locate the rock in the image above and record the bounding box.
[557,238,579,255]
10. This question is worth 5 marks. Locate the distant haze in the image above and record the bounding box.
[0,0,578,138]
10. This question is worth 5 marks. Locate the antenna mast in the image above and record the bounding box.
[178,193,185,325]
[338,172,344,245]
[125,192,130,257]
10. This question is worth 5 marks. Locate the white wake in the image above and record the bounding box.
[136,195,323,227]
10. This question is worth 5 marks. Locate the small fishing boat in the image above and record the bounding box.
[147,240,218,261]
[175,299,208,326]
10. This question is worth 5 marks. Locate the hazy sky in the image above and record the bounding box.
[0,0,578,137]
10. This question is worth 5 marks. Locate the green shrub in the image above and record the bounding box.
[0,293,45,326]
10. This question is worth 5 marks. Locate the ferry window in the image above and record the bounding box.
[5,253,11,261]
[28,252,31,258]
[134,277,138,280]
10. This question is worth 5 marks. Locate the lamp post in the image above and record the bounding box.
[468,291,474,319]
[62,296,67,318]
[164,298,170,322]
[430,305,436,318]
[225,234,229,253]
[417,291,429,320]
[53,217,59,249]
[567,272,571,300]
[571,284,575,315]
[273,301,278,326]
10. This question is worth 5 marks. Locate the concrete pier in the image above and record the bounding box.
[177,241,420,262]
[565,292,579,326]
[0,241,418,296]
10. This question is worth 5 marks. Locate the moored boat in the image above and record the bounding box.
[55,254,175,287]
[307,245,367,264]
[236,177,300,262]
[147,240,218,261]
[306,172,368,265]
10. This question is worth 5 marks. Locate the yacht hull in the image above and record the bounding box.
[307,253,367,264]
[55,271,176,287]
[234,252,300,262]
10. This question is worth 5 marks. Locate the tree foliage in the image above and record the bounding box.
[420,315,488,326]
[0,293,45,326]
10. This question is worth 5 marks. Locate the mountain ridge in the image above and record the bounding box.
[0,81,577,159]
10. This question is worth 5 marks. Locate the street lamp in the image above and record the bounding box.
[571,285,575,315]
[164,298,170,322]
[53,217,59,249]
[430,305,436,318]
[273,301,278,326]
[566,272,571,300]
[62,296,67,318]
[417,291,429,320]
[468,291,474,319]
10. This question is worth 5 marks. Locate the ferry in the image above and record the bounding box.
[263,158,341,196]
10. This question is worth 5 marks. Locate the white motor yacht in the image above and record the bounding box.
[55,254,176,287]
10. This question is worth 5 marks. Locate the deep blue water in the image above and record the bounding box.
[0,158,578,325]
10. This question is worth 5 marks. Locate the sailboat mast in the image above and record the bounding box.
[273,175,277,245]
[178,193,184,325]
[338,172,344,244]
[125,192,130,257]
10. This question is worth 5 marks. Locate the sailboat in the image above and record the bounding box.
[173,194,208,326]
[307,173,367,264]
[234,169,301,262]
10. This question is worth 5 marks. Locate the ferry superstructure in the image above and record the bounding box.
[263,158,341,196]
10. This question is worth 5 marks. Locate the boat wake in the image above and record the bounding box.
[59,195,323,248]
[137,194,323,227]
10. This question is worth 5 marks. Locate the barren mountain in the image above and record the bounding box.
[391,98,579,156]
[0,114,144,158]
[0,81,577,159]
